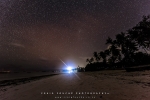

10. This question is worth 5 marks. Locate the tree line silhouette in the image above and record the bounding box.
[85,15,150,71]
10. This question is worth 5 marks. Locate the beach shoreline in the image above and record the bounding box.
[0,70,150,100]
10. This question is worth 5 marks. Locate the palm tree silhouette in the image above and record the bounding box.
[93,52,100,62]
[99,51,107,64]
[127,15,150,54]
[86,15,150,70]
[86,58,94,64]
[106,37,121,64]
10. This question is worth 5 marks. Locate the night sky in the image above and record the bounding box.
[0,0,150,71]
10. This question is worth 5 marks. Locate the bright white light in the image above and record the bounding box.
[67,66,72,70]
[67,66,73,73]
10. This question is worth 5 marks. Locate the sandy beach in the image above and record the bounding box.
[0,70,150,100]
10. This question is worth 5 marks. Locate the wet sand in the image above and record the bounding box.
[0,70,150,100]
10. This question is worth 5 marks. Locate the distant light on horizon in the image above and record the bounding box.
[67,66,73,73]
[67,66,72,71]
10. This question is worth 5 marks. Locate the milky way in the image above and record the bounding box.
[0,0,150,71]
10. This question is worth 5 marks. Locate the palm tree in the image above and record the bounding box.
[127,15,150,54]
[99,51,104,62]
[107,44,121,65]
[116,32,126,46]
[86,58,90,64]
[104,49,110,56]
[115,31,139,66]
[106,37,121,64]
[86,58,94,64]
[90,58,94,63]
[93,52,100,62]
[99,51,108,63]
[106,37,113,45]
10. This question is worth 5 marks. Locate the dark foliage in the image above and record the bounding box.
[85,62,105,71]
[85,15,150,71]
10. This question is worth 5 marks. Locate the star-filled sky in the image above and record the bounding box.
[0,0,150,71]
